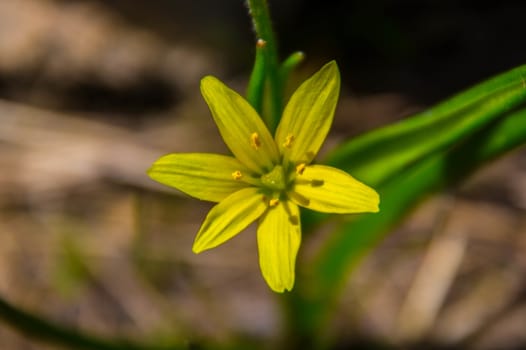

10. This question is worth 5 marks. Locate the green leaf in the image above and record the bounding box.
[246,39,267,115]
[320,107,526,288]
[285,64,526,344]
[325,63,526,187]
[280,51,305,83]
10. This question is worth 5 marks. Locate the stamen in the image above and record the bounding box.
[231,170,243,180]
[283,134,295,148]
[269,198,279,207]
[282,201,299,225]
[288,191,310,207]
[296,163,306,175]
[311,179,324,187]
[250,132,261,150]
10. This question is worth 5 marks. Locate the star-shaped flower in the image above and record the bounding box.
[148,61,379,292]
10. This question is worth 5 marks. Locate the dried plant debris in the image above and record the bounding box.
[0,0,216,113]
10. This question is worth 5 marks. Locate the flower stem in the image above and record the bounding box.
[246,0,282,133]
[246,39,267,115]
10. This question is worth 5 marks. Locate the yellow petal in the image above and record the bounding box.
[148,153,251,202]
[290,165,379,214]
[201,76,279,173]
[193,187,267,253]
[257,201,301,292]
[275,61,340,164]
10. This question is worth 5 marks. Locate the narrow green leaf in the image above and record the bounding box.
[288,107,526,341]
[287,65,526,345]
[280,51,305,83]
[246,39,267,116]
[325,64,526,186]
[302,64,526,232]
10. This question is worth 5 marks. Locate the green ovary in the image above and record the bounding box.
[260,165,288,191]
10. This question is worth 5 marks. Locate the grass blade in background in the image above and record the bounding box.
[286,65,526,346]
[325,64,526,187]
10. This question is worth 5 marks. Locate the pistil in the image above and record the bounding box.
[261,165,287,191]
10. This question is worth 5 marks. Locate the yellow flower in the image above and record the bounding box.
[148,61,379,292]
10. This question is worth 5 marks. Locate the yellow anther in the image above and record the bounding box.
[283,134,295,148]
[250,132,261,150]
[231,170,243,180]
[296,163,306,175]
[269,198,279,207]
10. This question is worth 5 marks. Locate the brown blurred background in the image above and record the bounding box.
[1,0,526,349]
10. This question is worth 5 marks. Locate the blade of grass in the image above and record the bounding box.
[302,64,526,232]
[246,39,267,116]
[279,51,305,84]
[325,64,526,186]
[286,107,526,346]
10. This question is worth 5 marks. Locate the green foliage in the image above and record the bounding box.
[325,64,526,186]
[288,66,526,343]
[245,1,526,343]
[53,234,92,296]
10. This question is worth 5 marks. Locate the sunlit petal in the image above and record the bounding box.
[193,187,267,253]
[201,76,279,173]
[291,165,379,213]
[257,201,301,292]
[148,153,252,202]
[275,61,340,164]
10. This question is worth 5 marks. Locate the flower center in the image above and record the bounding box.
[261,165,287,191]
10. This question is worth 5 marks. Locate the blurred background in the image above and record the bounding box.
[1,0,526,349]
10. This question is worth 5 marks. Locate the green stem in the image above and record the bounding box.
[246,0,282,133]
[246,39,267,115]
[280,51,305,84]
[0,294,186,350]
